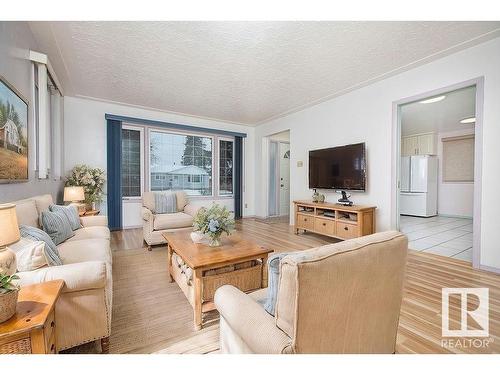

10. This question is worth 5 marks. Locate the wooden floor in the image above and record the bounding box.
[84,218,500,353]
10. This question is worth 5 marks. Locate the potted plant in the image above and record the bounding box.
[193,204,235,247]
[0,273,20,323]
[65,164,106,210]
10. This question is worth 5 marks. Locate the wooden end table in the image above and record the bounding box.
[163,231,272,330]
[79,209,100,217]
[0,280,64,354]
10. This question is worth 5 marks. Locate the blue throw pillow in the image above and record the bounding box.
[262,252,290,316]
[41,210,75,246]
[49,204,81,231]
[19,225,63,266]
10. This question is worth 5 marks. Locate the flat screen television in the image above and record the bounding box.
[309,142,366,191]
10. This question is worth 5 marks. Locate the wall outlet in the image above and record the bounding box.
[297,161,303,167]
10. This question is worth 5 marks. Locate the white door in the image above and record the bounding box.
[400,157,410,192]
[279,143,290,216]
[410,155,428,193]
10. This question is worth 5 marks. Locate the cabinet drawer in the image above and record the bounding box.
[336,222,359,239]
[297,214,314,230]
[314,217,335,235]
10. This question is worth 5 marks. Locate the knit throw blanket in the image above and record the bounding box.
[154,191,177,214]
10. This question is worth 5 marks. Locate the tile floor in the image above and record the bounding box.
[400,215,473,262]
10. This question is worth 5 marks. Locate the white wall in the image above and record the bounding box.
[0,22,64,203]
[255,37,500,270]
[437,128,475,218]
[63,96,256,226]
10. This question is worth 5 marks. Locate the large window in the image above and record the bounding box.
[219,139,234,196]
[149,130,213,196]
[122,127,143,197]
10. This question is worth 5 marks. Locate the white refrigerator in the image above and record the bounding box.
[400,155,438,217]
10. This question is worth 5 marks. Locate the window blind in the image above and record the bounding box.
[442,135,474,182]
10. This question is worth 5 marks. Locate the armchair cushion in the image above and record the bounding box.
[153,212,194,230]
[215,285,293,354]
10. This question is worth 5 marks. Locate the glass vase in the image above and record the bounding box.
[208,236,222,247]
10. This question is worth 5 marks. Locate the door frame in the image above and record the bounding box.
[391,77,484,268]
[267,140,290,217]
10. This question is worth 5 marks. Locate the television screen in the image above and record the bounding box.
[309,143,366,191]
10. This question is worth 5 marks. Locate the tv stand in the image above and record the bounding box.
[293,200,376,240]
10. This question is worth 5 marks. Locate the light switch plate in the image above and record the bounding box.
[297,161,303,167]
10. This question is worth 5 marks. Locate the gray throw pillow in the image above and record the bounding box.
[49,204,81,231]
[41,210,75,246]
[154,191,177,214]
[262,252,290,316]
[19,225,63,266]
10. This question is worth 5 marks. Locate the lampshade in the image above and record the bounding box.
[0,204,20,248]
[64,186,85,202]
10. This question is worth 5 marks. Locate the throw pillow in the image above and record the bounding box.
[19,225,63,266]
[49,204,81,231]
[263,252,290,316]
[41,210,75,246]
[154,191,177,214]
[8,238,48,272]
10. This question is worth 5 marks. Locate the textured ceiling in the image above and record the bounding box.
[29,21,500,126]
[401,86,476,136]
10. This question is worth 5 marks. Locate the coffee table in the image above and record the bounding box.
[163,230,272,330]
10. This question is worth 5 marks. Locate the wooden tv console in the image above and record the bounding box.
[294,200,376,240]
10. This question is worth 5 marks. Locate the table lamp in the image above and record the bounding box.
[0,204,20,276]
[64,186,86,214]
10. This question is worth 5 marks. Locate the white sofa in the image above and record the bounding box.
[10,194,112,353]
[142,191,199,250]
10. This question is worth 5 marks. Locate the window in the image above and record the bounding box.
[149,130,213,196]
[442,135,475,182]
[219,139,234,196]
[32,61,63,180]
[121,127,143,197]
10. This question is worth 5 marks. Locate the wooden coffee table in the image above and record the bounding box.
[163,230,272,330]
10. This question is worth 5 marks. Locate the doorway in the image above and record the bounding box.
[268,130,291,218]
[392,78,483,267]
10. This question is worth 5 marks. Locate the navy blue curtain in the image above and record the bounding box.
[234,136,243,219]
[106,119,122,231]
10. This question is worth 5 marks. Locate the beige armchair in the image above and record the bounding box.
[142,191,199,250]
[215,231,408,354]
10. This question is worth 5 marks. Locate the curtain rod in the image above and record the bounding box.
[105,114,247,138]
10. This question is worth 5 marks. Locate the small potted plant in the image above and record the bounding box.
[0,273,20,323]
[193,204,235,247]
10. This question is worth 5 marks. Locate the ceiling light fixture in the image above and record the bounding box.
[419,95,446,104]
[460,117,476,124]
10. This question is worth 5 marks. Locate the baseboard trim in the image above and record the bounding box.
[479,264,500,275]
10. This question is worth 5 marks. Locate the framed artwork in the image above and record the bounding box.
[0,75,29,183]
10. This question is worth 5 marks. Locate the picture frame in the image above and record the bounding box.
[0,75,29,183]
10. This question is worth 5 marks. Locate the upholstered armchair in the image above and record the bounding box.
[142,191,199,250]
[214,231,408,354]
